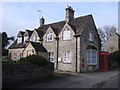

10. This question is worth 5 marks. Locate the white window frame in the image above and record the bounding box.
[63,51,71,63]
[24,36,29,42]
[32,33,37,42]
[87,49,97,65]
[48,52,54,62]
[47,33,53,42]
[63,30,71,40]
[89,32,93,42]
[17,37,22,44]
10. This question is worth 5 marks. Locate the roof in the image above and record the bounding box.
[86,45,97,50]
[30,42,47,52]
[116,33,120,37]
[36,14,92,37]
[9,40,27,49]
[17,31,25,37]
[25,30,33,37]
[9,14,94,49]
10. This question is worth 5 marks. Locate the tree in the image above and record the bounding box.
[98,25,115,44]
[103,25,113,40]
[1,32,14,56]
[97,27,106,44]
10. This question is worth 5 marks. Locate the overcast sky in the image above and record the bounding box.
[0,2,118,38]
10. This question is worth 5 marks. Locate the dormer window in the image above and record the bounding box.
[17,37,22,44]
[89,32,93,42]
[24,36,29,42]
[63,30,71,40]
[32,33,37,42]
[47,33,53,42]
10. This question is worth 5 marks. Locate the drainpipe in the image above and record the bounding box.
[76,37,78,72]
[55,36,59,69]
[74,34,80,72]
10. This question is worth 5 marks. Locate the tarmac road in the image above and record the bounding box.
[101,74,119,88]
[10,69,119,88]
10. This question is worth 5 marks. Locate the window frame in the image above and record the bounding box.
[32,33,37,42]
[89,32,93,42]
[47,33,53,42]
[48,52,54,62]
[63,51,71,63]
[17,37,22,44]
[24,36,29,42]
[63,30,71,40]
[87,49,97,65]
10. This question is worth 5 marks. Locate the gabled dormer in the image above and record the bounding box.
[30,30,40,42]
[43,26,56,43]
[60,23,75,41]
[24,30,33,43]
[46,27,54,42]
[17,31,25,44]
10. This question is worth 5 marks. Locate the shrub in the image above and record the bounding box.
[109,50,120,66]
[19,55,49,65]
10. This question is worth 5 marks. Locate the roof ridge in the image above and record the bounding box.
[37,14,92,29]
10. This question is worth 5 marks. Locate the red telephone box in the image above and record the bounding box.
[100,51,109,71]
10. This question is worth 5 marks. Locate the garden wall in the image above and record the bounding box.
[2,62,54,87]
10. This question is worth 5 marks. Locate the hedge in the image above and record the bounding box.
[19,55,49,65]
[109,50,120,65]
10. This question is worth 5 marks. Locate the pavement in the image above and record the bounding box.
[7,68,119,88]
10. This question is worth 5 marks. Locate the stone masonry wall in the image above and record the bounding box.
[2,62,54,87]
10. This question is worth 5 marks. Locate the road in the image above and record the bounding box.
[10,69,119,88]
[101,74,119,88]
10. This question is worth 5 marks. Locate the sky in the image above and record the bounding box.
[0,2,118,38]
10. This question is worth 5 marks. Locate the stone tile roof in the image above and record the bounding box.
[17,31,25,37]
[116,33,120,37]
[30,42,47,52]
[86,45,97,50]
[9,14,92,49]
[25,30,33,37]
[36,14,92,37]
[9,40,27,49]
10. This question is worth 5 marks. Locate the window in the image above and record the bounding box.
[24,36,29,42]
[63,51,71,63]
[17,37,22,44]
[32,33,37,42]
[47,33,53,42]
[87,49,97,65]
[48,52,54,62]
[63,30,70,40]
[89,32,93,42]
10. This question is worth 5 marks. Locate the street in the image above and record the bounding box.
[101,73,119,88]
[9,69,119,88]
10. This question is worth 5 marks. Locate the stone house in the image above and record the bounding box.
[9,6,101,72]
[103,27,120,53]
[9,30,33,60]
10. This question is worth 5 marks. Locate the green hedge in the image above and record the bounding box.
[109,50,120,65]
[19,55,49,65]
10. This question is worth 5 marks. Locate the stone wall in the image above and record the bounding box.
[2,62,54,87]
[103,30,119,53]
[8,48,25,61]
[80,17,100,72]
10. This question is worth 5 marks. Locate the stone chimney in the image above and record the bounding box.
[40,17,45,27]
[65,5,75,23]
[110,26,116,36]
